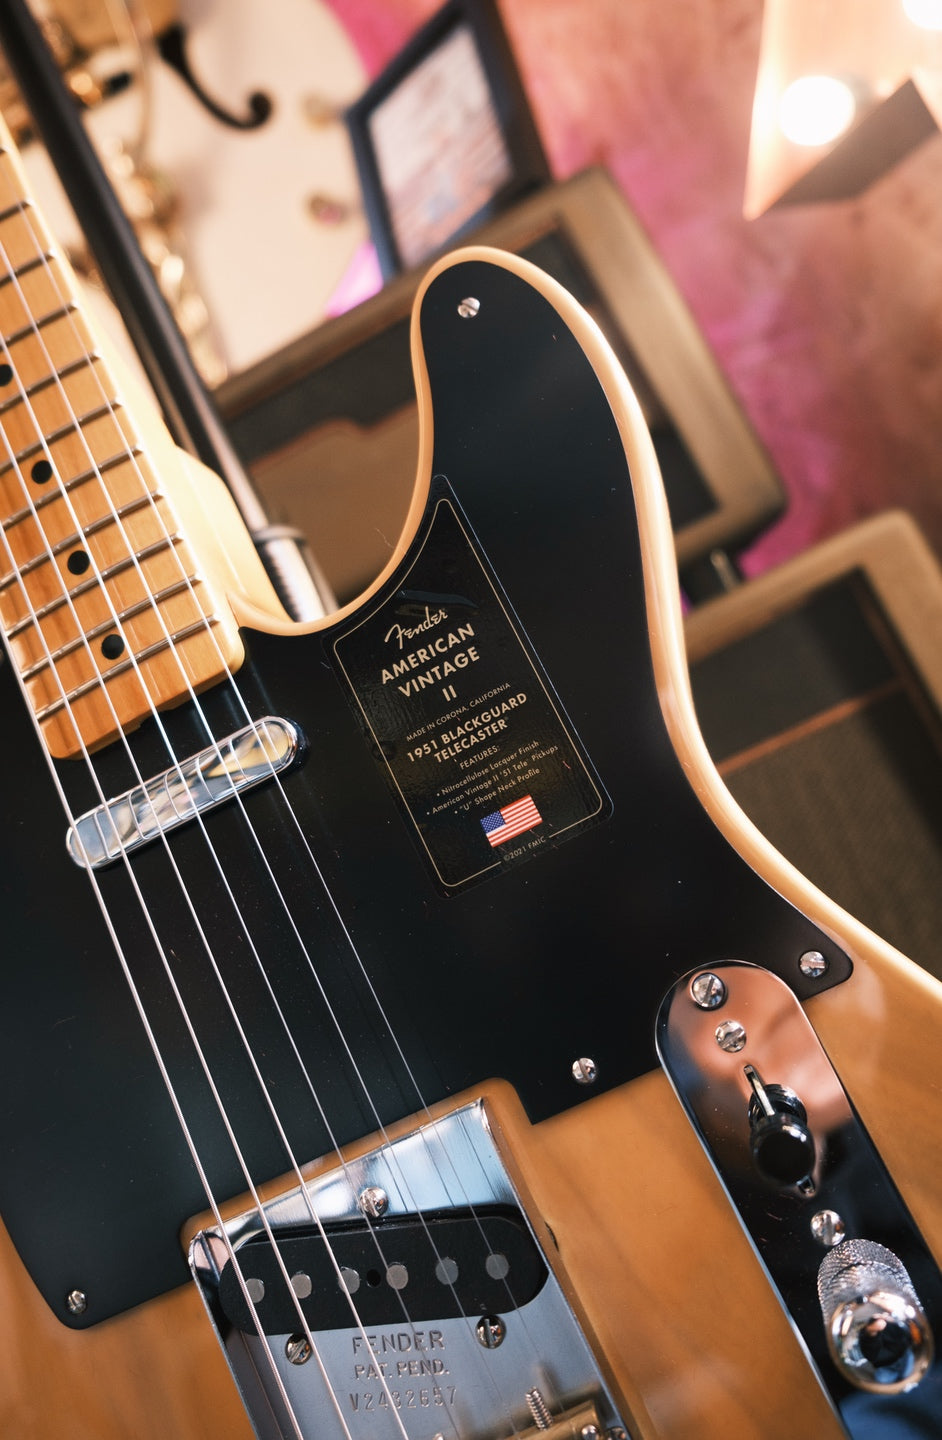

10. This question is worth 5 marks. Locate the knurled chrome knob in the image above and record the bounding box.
[817,1239,934,1393]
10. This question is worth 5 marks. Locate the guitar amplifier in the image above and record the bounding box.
[216,168,784,604]
[686,511,942,977]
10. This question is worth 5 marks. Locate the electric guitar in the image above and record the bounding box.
[1,103,942,1440]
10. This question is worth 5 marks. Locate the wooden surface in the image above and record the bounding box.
[0,115,291,755]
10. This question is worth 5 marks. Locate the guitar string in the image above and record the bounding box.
[0,300,553,1440]
[0,451,338,1440]
[0,301,432,1440]
[2,180,539,1364]
[0,177,564,1428]
[5,124,566,1352]
[0,195,531,1394]
[0,216,524,1440]
[2,212,560,1436]
[0,218,431,1440]
[0,164,557,1431]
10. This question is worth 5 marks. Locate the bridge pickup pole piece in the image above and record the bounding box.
[66,716,301,869]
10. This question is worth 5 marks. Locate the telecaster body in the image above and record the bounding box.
[0,141,940,1439]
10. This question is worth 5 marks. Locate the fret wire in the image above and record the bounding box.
[3,532,183,627]
[18,575,201,673]
[0,491,161,583]
[3,447,145,529]
[4,517,170,635]
[0,399,117,474]
[3,299,77,348]
[0,196,31,225]
[0,248,54,290]
[35,615,220,719]
[0,353,99,416]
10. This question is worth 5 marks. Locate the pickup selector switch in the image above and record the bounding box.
[745,1064,816,1187]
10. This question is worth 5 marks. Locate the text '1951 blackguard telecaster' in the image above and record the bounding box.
[0,106,941,1440]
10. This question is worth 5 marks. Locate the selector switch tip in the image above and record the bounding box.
[745,1066,816,1187]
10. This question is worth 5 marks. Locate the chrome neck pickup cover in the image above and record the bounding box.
[657,961,942,1438]
[190,1101,632,1440]
[66,717,300,868]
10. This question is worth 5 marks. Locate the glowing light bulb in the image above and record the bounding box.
[778,75,857,146]
[903,0,942,30]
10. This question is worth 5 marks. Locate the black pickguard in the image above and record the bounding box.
[0,258,850,1327]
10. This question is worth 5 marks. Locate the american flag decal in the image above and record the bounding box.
[480,795,542,847]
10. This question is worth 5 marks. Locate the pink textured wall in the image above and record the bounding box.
[329,0,942,575]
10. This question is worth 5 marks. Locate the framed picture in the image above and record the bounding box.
[345,0,550,277]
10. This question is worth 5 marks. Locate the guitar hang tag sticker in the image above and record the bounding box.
[333,495,609,891]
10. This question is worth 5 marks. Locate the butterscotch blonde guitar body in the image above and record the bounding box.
[2,926,940,1439]
[0,85,940,1435]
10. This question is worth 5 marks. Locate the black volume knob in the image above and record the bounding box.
[745,1065,816,1186]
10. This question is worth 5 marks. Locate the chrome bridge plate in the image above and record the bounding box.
[189,1101,632,1440]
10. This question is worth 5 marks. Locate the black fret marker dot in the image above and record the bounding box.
[31,458,53,484]
[0,363,12,386]
[100,634,125,660]
[67,550,91,575]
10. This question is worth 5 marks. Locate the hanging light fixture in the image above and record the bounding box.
[903,0,942,31]
[777,74,858,146]
[745,0,942,216]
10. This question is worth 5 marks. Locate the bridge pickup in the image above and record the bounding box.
[217,1208,547,1336]
[189,1102,634,1440]
[66,716,301,868]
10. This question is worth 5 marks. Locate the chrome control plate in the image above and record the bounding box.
[189,1101,632,1440]
[657,961,942,1438]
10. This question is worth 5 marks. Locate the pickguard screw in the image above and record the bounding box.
[811,1209,846,1248]
[799,950,828,979]
[609,1430,628,1440]
[690,972,727,1009]
[357,1185,389,1218]
[66,1289,87,1315]
[285,1334,312,1365]
[475,1313,506,1348]
[457,296,481,318]
[715,1019,747,1053]
[572,1057,598,1085]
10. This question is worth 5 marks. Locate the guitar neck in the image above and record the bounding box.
[0,121,284,760]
